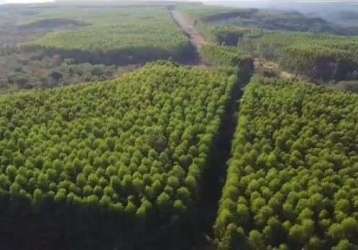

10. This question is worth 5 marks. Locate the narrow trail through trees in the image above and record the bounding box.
[170,10,208,65]
[170,10,255,249]
[193,74,252,250]
[170,10,208,50]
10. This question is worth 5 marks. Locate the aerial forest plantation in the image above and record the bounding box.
[0,1,357,250]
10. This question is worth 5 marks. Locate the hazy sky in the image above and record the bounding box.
[0,0,198,3]
[0,0,351,4]
[0,0,54,3]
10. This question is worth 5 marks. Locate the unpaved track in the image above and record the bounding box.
[170,10,208,51]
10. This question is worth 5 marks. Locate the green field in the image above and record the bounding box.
[0,63,237,249]
[215,80,358,249]
[25,7,193,64]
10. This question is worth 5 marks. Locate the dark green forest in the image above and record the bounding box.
[0,1,357,250]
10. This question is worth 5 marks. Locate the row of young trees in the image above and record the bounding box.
[201,45,249,66]
[25,7,194,65]
[0,63,237,249]
[215,79,358,249]
[240,32,358,82]
[200,45,254,82]
[211,26,261,47]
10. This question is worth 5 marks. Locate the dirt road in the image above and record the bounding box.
[170,10,208,50]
